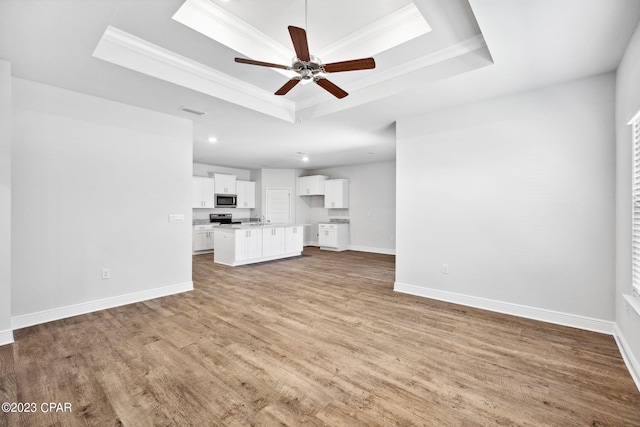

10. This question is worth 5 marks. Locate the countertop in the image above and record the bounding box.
[193,217,261,226]
[216,223,309,230]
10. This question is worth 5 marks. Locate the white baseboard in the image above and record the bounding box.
[349,245,396,255]
[613,324,640,392]
[303,242,396,255]
[0,329,14,346]
[394,282,614,335]
[11,281,193,331]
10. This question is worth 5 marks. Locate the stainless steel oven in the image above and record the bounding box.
[210,213,233,224]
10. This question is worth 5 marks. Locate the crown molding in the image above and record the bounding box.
[92,25,487,123]
[297,34,488,111]
[317,3,431,62]
[172,0,430,65]
[352,34,487,91]
[173,0,293,78]
[93,26,295,122]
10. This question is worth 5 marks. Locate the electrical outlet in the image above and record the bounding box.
[101,268,110,279]
[442,264,449,274]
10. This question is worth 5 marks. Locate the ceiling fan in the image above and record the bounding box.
[235,26,375,99]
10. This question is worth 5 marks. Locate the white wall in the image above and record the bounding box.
[396,73,616,332]
[615,20,640,388]
[307,161,396,254]
[0,60,12,344]
[11,78,193,327]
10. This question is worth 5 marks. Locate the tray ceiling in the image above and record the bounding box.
[93,0,490,123]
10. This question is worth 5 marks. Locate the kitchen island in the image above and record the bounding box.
[213,224,307,266]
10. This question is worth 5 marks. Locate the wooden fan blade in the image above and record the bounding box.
[288,26,310,62]
[275,79,301,96]
[235,57,290,70]
[315,78,348,99]
[323,58,376,73]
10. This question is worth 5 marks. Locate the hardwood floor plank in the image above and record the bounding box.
[0,345,17,427]
[1,247,638,426]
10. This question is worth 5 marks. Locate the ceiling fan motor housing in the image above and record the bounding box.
[292,56,323,80]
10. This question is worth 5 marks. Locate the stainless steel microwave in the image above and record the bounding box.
[215,194,237,208]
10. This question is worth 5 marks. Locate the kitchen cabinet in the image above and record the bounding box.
[192,177,215,208]
[193,224,217,253]
[234,228,262,261]
[285,226,304,253]
[324,179,349,208]
[214,224,307,266]
[262,227,286,257]
[318,223,350,251]
[214,173,236,195]
[297,175,328,196]
[236,180,256,209]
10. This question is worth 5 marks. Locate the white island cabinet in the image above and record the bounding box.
[262,227,286,257]
[285,226,303,253]
[214,224,307,266]
[235,228,262,261]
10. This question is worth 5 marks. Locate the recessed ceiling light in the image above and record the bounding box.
[208,136,218,143]
[301,155,309,162]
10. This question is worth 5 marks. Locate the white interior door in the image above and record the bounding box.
[266,188,291,224]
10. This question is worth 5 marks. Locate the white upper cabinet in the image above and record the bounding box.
[236,180,256,209]
[324,179,349,208]
[192,177,215,208]
[214,173,236,194]
[297,175,328,196]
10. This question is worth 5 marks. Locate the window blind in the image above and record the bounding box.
[633,115,640,296]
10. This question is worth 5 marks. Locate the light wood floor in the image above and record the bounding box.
[1,247,639,426]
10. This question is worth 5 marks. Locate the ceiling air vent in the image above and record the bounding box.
[178,106,206,116]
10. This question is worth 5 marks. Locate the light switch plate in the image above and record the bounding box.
[169,214,185,223]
